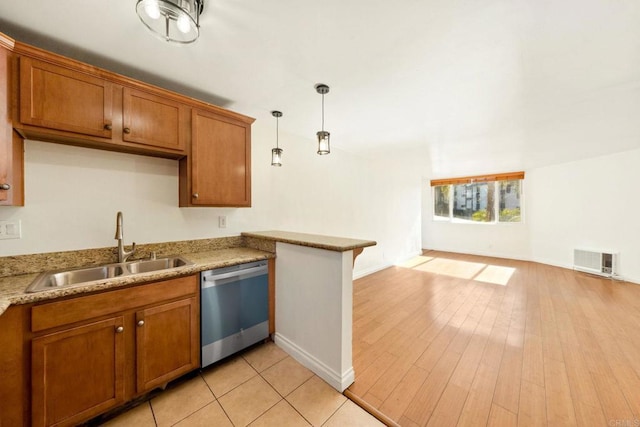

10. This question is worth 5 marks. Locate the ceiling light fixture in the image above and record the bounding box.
[271,111,283,167]
[315,83,330,155]
[136,0,203,44]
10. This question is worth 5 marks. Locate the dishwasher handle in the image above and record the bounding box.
[202,265,267,284]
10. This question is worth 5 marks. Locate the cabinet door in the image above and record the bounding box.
[135,297,199,393]
[32,317,125,427]
[0,43,23,205]
[122,87,186,153]
[19,56,113,138]
[190,108,251,206]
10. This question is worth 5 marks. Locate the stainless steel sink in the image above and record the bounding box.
[126,257,190,274]
[26,256,193,293]
[48,265,125,287]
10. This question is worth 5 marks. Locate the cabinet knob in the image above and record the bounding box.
[137,320,145,327]
[104,124,112,131]
[193,193,199,199]
[123,127,131,134]
[0,183,10,191]
[115,326,124,333]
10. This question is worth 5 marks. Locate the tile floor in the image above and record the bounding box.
[101,341,384,427]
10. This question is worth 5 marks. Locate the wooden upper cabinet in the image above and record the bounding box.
[185,108,252,207]
[122,87,186,153]
[7,38,255,206]
[15,52,188,158]
[19,56,113,138]
[0,36,24,206]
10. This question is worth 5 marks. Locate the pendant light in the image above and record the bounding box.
[315,83,330,155]
[271,111,283,167]
[136,0,203,44]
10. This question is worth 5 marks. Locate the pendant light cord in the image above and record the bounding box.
[276,115,279,149]
[321,93,325,132]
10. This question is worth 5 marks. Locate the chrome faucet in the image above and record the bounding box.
[115,211,136,263]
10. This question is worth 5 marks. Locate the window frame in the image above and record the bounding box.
[431,172,525,225]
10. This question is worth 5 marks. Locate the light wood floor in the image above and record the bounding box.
[348,251,640,427]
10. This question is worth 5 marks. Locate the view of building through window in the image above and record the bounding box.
[432,173,523,223]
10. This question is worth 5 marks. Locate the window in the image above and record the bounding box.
[431,172,524,223]
[433,185,450,219]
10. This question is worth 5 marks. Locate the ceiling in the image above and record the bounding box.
[1,0,639,176]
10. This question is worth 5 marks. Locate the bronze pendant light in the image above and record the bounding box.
[271,111,283,166]
[315,83,330,155]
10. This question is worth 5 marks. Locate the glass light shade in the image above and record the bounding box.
[144,2,161,19]
[317,131,330,155]
[271,148,283,166]
[136,0,201,44]
[176,14,191,33]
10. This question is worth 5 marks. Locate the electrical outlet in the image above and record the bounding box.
[0,220,22,240]
[218,215,227,228]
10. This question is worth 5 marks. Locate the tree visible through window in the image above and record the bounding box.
[434,185,450,218]
[431,172,523,223]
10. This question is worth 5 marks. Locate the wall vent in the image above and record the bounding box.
[573,249,618,277]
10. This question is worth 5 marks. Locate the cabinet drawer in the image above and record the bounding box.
[32,275,198,332]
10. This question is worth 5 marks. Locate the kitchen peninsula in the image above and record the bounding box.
[242,230,376,392]
[0,230,375,425]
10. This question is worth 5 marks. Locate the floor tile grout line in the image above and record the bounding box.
[280,375,317,425]
[197,371,236,426]
[203,344,309,426]
[110,342,377,426]
[148,401,159,427]
[319,399,349,427]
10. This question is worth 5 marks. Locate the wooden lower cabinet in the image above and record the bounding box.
[28,275,200,427]
[135,297,199,393]
[31,317,126,427]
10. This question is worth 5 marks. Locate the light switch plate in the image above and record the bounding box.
[0,220,22,240]
[218,215,227,228]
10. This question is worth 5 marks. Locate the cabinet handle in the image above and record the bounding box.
[123,127,131,134]
[137,320,145,327]
[115,326,124,333]
[0,183,10,191]
[104,124,112,131]
[193,193,199,199]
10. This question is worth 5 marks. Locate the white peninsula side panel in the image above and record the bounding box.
[273,242,354,391]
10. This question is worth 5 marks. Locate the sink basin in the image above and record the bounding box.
[26,256,193,293]
[126,257,189,274]
[49,265,125,287]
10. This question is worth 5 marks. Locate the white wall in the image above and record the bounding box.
[422,148,640,284]
[527,148,640,284]
[0,119,423,278]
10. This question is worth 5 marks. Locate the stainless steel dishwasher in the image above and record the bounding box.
[200,260,269,368]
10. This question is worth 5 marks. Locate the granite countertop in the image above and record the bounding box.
[0,247,274,316]
[0,230,376,316]
[242,230,377,252]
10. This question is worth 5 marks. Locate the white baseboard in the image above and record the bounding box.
[424,246,531,262]
[273,333,354,392]
[530,256,639,285]
[353,262,392,280]
[353,250,424,280]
